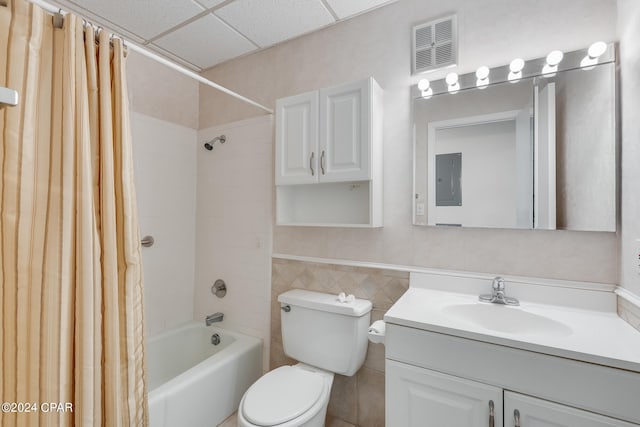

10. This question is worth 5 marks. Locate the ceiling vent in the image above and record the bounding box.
[412,15,457,74]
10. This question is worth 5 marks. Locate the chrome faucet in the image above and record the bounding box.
[205,312,224,325]
[479,277,519,306]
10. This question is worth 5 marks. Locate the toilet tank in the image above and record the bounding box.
[278,289,372,376]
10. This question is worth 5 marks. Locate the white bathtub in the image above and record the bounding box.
[147,322,262,427]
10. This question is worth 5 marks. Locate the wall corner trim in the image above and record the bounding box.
[615,287,640,308]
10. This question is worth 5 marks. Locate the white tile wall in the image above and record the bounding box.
[194,115,273,371]
[131,112,198,337]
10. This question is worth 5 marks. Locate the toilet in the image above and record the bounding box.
[237,289,372,427]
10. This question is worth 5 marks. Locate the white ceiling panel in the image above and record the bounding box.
[194,0,228,10]
[215,0,335,48]
[153,14,257,69]
[325,0,397,19]
[68,0,205,39]
[55,0,401,72]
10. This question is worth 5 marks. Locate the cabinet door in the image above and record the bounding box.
[504,392,638,427]
[319,79,370,182]
[387,360,503,427]
[275,91,318,185]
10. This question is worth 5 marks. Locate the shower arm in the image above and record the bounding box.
[204,135,226,151]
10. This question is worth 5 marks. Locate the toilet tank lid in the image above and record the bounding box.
[278,289,372,317]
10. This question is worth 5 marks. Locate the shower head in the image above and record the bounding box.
[204,135,226,151]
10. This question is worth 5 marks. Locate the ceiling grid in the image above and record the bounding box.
[50,0,397,71]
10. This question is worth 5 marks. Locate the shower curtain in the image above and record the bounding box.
[0,0,147,425]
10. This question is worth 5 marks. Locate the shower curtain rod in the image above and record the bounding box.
[25,0,274,114]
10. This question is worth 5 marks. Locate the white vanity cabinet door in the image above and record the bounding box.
[318,79,371,182]
[504,392,638,427]
[387,360,503,427]
[275,91,319,185]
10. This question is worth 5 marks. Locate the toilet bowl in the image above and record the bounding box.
[237,364,334,427]
[238,289,372,427]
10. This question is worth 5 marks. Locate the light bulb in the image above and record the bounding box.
[509,58,525,73]
[445,72,459,86]
[541,63,557,77]
[476,78,489,89]
[417,79,430,91]
[508,71,522,83]
[588,41,607,59]
[580,55,597,70]
[475,66,490,80]
[546,50,563,66]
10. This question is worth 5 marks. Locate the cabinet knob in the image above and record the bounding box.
[514,409,521,427]
[310,152,315,176]
[320,150,326,175]
[488,400,495,427]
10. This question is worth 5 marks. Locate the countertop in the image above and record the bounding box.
[385,287,640,373]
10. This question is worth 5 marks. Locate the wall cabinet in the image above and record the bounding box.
[275,77,383,227]
[386,325,640,427]
[275,91,319,185]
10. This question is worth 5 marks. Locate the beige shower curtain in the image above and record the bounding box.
[0,0,147,425]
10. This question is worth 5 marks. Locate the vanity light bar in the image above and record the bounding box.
[414,42,615,98]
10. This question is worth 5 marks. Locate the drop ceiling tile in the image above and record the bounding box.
[49,0,146,43]
[194,0,227,9]
[153,14,257,69]
[215,0,335,48]
[68,0,205,39]
[325,0,397,19]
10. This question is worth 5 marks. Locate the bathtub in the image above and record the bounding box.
[147,322,262,427]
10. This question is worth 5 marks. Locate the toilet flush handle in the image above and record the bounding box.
[281,305,291,313]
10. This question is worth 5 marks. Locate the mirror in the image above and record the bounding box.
[413,57,616,232]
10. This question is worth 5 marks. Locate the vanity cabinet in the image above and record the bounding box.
[275,77,383,227]
[385,324,640,427]
[387,360,636,427]
[504,392,638,427]
[387,360,503,427]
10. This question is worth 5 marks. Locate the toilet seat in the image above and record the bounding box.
[242,366,324,426]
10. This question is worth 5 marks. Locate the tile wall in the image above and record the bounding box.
[270,258,409,426]
[194,115,274,371]
[131,112,198,336]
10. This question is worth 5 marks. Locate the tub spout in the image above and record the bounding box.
[206,312,224,326]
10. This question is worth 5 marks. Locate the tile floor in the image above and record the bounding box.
[217,412,357,427]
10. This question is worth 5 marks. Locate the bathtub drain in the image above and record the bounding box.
[211,333,221,346]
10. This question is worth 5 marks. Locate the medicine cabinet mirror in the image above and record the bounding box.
[412,46,617,231]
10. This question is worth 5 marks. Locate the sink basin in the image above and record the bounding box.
[442,303,573,336]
